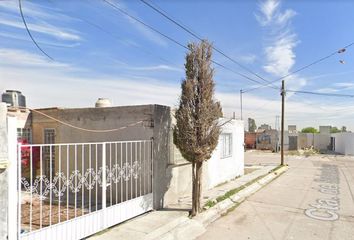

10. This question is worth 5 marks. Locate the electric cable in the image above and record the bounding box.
[18,107,148,133]
[102,0,278,88]
[18,0,54,60]
[243,42,354,93]
[139,0,277,87]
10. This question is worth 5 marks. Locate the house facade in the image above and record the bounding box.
[244,132,256,149]
[256,129,279,152]
[21,104,244,209]
[164,118,244,207]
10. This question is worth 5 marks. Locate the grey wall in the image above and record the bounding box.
[31,104,172,210]
[314,134,331,151]
[152,105,172,209]
[32,105,155,144]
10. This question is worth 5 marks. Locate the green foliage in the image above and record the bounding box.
[202,165,286,210]
[301,127,318,133]
[204,200,216,208]
[330,127,341,133]
[248,118,257,132]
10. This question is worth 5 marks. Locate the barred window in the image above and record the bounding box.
[221,133,232,158]
[17,128,32,143]
[44,129,56,177]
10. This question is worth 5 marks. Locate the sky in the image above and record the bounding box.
[1,0,354,131]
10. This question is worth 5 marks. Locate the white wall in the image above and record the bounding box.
[314,134,331,151]
[206,119,244,189]
[163,118,245,206]
[333,133,354,155]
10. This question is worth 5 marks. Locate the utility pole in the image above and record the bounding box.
[281,80,285,165]
[240,89,243,120]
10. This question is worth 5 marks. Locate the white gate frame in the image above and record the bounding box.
[8,117,154,240]
[8,116,18,240]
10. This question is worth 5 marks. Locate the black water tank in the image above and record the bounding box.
[1,90,26,107]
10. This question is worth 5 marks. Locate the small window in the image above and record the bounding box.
[44,129,55,144]
[221,133,232,158]
[44,129,56,177]
[17,128,32,143]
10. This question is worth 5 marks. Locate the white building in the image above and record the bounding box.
[332,132,354,155]
[164,118,244,206]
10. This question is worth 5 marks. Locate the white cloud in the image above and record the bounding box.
[0,1,81,42]
[333,82,354,89]
[0,0,79,25]
[0,32,80,48]
[263,33,297,76]
[126,64,183,72]
[0,17,81,41]
[256,0,280,26]
[0,48,71,68]
[237,54,257,64]
[316,88,339,93]
[1,48,354,131]
[256,0,305,94]
[276,9,297,25]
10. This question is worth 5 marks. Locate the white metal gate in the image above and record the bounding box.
[17,140,153,240]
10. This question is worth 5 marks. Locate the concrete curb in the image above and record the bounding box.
[154,165,289,240]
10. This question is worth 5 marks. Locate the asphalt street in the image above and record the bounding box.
[197,152,354,240]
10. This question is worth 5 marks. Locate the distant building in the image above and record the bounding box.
[258,124,271,131]
[1,90,26,108]
[319,126,331,134]
[288,125,297,133]
[256,129,278,151]
[244,132,256,149]
[1,90,31,142]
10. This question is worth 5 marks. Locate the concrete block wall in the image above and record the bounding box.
[298,133,314,149]
[152,105,172,209]
[314,134,331,151]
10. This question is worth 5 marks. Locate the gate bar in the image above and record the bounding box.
[102,143,107,228]
[7,116,18,240]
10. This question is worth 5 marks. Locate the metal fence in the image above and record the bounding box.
[17,140,153,240]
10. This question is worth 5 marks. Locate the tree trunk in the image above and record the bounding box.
[196,161,203,213]
[191,161,203,216]
[191,162,197,216]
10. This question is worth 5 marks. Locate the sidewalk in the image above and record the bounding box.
[88,164,287,240]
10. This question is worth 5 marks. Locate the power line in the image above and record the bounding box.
[25,107,147,133]
[103,0,188,49]
[102,0,275,88]
[287,89,354,98]
[139,0,277,87]
[75,15,178,67]
[46,0,180,68]
[243,42,354,93]
[18,0,54,60]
